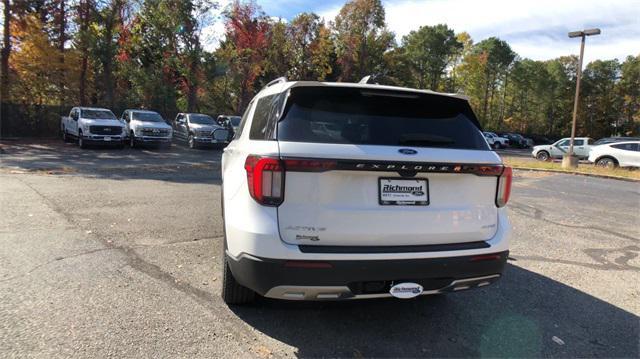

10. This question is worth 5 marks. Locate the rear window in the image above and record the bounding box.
[132,111,163,122]
[277,87,488,150]
[189,114,215,125]
[82,109,116,120]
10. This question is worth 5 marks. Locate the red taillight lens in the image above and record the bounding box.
[496,166,512,207]
[245,155,284,206]
[283,158,337,172]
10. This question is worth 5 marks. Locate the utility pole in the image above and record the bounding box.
[562,28,601,169]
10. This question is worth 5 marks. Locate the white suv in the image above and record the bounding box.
[220,78,513,304]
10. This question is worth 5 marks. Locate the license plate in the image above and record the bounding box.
[379,178,429,206]
[104,136,111,141]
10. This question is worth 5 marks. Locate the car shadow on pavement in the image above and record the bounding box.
[0,140,223,184]
[230,264,639,358]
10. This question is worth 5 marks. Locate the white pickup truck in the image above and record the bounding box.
[61,107,125,148]
[120,109,173,149]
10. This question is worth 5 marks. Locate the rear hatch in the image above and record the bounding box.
[276,86,503,247]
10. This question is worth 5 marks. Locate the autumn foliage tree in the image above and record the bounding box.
[333,0,394,82]
[1,0,638,139]
[223,0,270,112]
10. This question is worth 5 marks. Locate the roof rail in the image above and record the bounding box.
[358,75,373,84]
[266,76,288,88]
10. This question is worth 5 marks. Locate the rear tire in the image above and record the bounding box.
[596,156,618,168]
[221,255,255,305]
[536,151,550,161]
[62,128,69,142]
[220,192,255,305]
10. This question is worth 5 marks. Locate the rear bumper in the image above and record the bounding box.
[226,250,508,300]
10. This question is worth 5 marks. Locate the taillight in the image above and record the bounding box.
[496,166,512,207]
[283,158,337,172]
[244,155,284,206]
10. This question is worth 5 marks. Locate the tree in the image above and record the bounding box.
[471,37,515,125]
[54,0,67,104]
[9,14,80,105]
[262,19,290,82]
[286,12,333,81]
[74,0,91,105]
[504,58,551,133]
[445,31,472,92]
[333,0,394,82]
[223,0,270,112]
[544,56,578,136]
[400,24,462,90]
[1,0,11,105]
[581,60,621,138]
[617,55,640,135]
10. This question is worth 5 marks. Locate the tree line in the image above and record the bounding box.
[1,0,638,139]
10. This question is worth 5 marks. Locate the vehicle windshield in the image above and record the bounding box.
[278,87,488,150]
[82,109,116,120]
[189,114,215,125]
[229,116,241,126]
[132,111,164,122]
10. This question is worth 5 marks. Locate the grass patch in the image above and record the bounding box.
[503,156,640,181]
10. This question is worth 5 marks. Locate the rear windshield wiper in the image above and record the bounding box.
[398,134,454,146]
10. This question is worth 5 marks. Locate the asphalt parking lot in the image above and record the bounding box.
[1,140,638,358]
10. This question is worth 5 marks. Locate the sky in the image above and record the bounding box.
[202,0,640,64]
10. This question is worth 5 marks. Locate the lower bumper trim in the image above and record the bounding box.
[226,250,509,300]
[263,274,501,300]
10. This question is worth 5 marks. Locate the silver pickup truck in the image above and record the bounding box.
[61,107,125,149]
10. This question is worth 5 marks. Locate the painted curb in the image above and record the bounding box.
[513,167,640,182]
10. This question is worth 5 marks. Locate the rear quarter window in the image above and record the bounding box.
[277,87,488,150]
[249,94,286,140]
[611,143,638,151]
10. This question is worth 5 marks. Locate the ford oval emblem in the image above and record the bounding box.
[399,148,417,155]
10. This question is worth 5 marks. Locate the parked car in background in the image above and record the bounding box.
[525,134,554,145]
[588,141,640,168]
[499,133,530,148]
[220,78,511,304]
[524,137,534,148]
[532,137,594,161]
[483,132,509,149]
[592,137,640,146]
[217,115,242,133]
[483,132,495,148]
[173,113,230,149]
[121,109,172,148]
[61,107,125,149]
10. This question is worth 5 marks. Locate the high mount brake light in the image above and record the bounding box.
[245,156,284,206]
[496,166,512,207]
